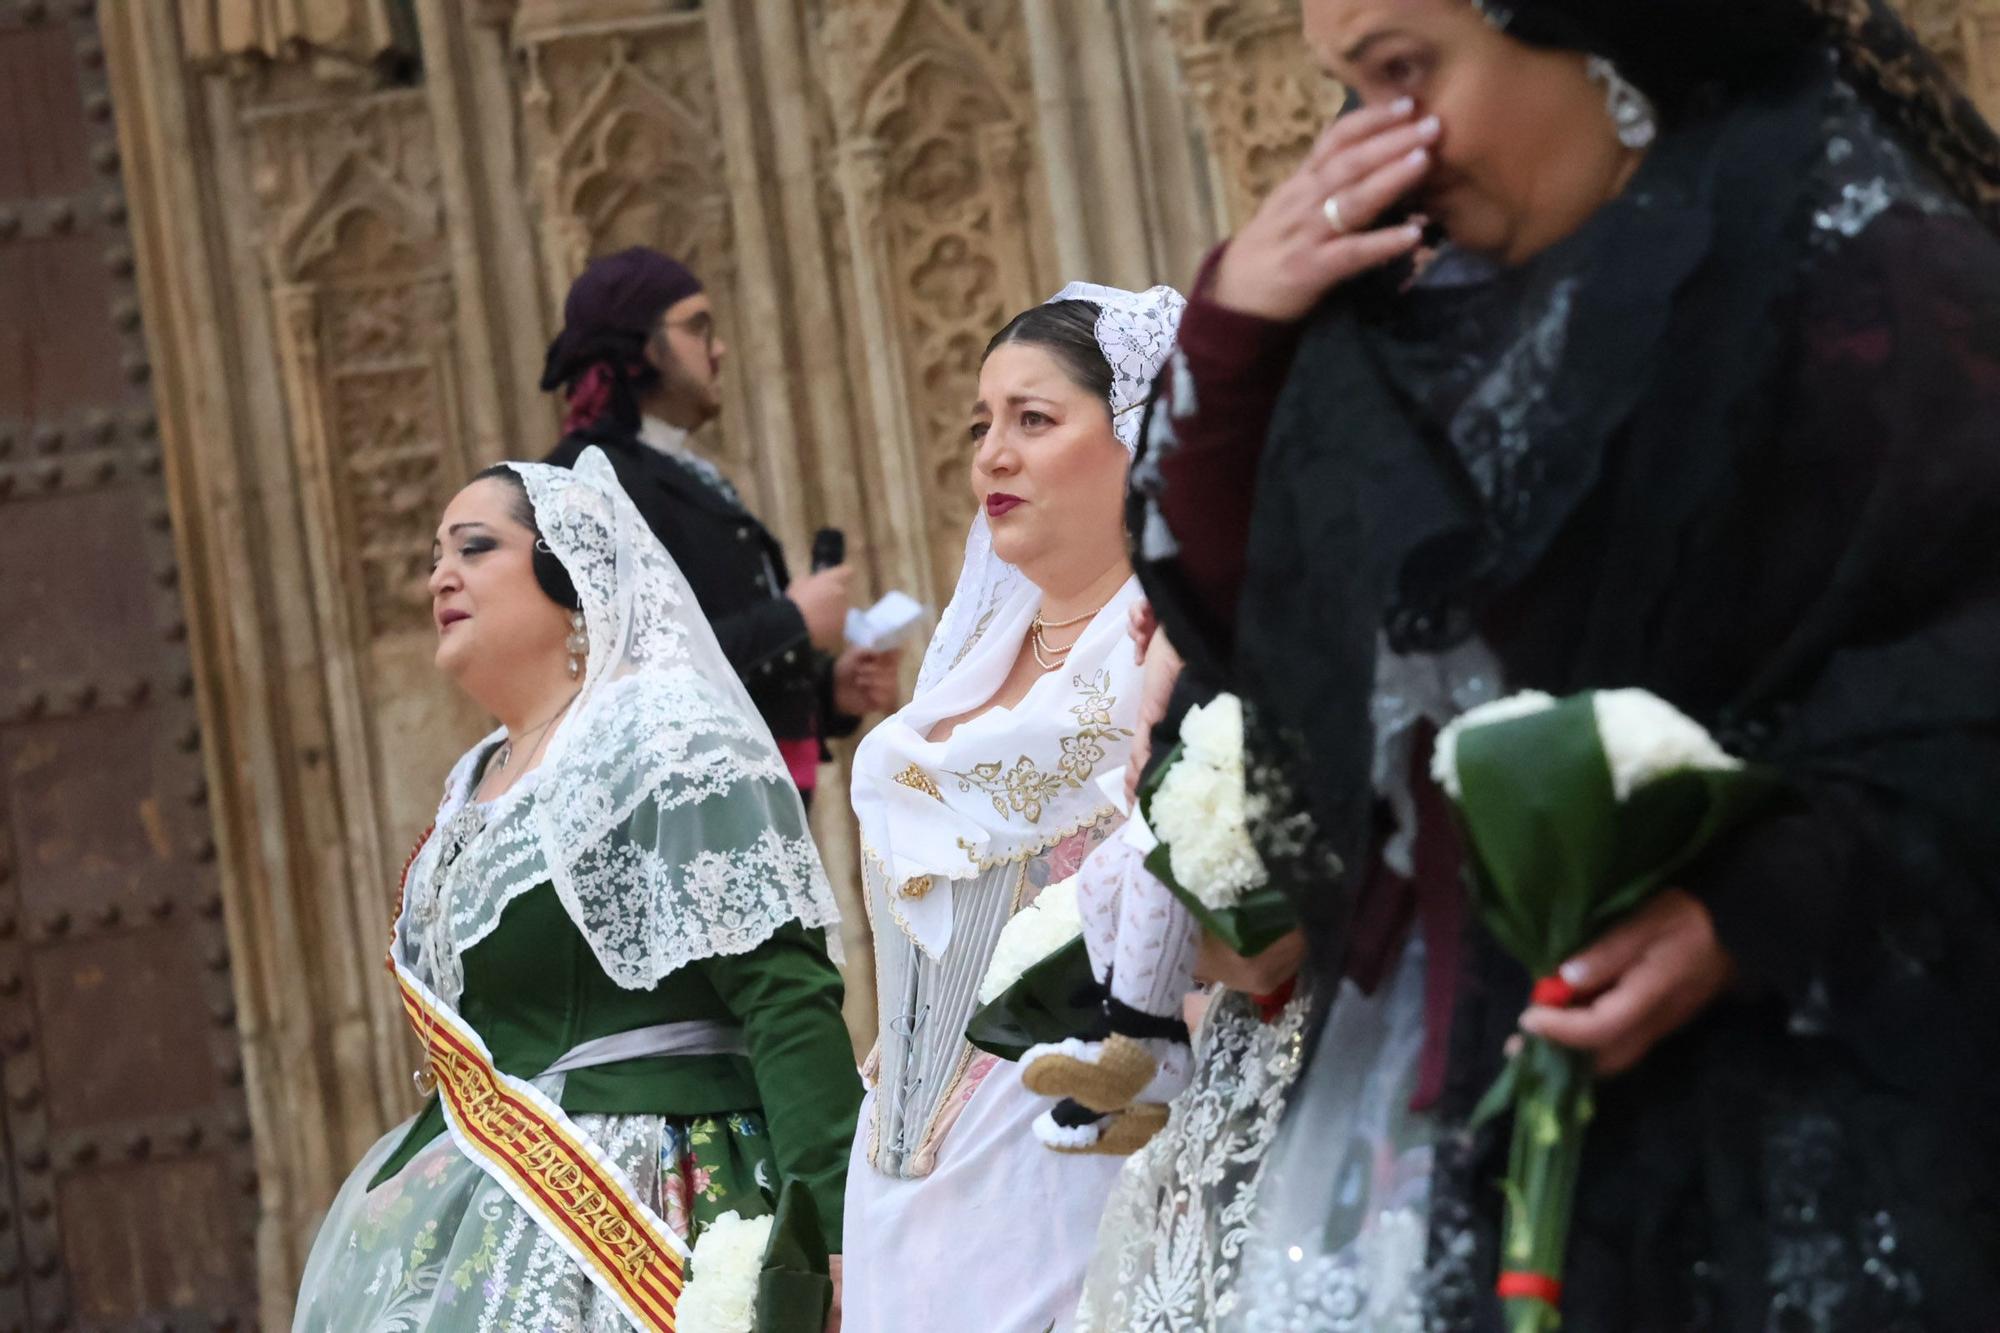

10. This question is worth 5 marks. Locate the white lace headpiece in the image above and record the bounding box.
[395,448,841,1006]
[913,281,1185,697]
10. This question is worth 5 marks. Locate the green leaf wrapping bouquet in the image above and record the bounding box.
[966,693,1297,1060]
[1431,689,1774,1332]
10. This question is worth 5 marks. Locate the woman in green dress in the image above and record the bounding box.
[294,448,860,1331]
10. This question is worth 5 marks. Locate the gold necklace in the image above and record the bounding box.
[1029,602,1106,671]
[1035,603,1103,631]
[1030,626,1070,671]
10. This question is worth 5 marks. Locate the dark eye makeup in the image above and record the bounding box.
[429,535,499,570]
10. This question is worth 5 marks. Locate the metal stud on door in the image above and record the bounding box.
[0,4,257,1324]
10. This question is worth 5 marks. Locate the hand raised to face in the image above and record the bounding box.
[1211,97,1435,323]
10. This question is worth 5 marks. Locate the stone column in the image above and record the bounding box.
[100,15,332,1323]
[705,0,810,550]
[414,0,553,460]
[1021,0,1165,288]
[738,0,887,1046]
[1114,0,1222,282]
[836,136,937,611]
[745,0,870,550]
[98,0,500,1312]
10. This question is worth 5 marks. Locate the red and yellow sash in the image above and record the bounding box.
[388,830,687,1330]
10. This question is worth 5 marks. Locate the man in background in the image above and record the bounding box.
[542,247,898,804]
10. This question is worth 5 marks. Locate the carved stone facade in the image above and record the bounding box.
[517,10,757,486]
[824,1,1052,592]
[246,88,462,640]
[1899,0,2000,117]
[1167,0,1343,230]
[78,0,2000,1319]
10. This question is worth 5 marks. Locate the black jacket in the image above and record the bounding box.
[545,424,855,749]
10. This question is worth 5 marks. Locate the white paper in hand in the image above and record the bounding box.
[844,591,927,651]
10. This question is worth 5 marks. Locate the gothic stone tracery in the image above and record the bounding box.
[823,0,1051,595]
[519,13,754,491]
[246,86,464,637]
[1167,0,1341,229]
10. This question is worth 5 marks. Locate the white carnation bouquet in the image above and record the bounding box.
[1431,688,1770,1333]
[965,872,1101,1063]
[675,1182,833,1331]
[979,875,1083,1005]
[1136,693,1296,955]
[679,1211,773,1332]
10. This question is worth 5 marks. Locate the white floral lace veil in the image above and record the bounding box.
[398,447,841,1007]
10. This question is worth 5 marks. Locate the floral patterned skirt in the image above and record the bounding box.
[294,1091,775,1331]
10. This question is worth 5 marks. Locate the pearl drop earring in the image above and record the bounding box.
[1587,55,1657,150]
[566,611,588,679]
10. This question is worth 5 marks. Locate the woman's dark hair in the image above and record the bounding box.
[471,464,582,611]
[982,299,1112,407]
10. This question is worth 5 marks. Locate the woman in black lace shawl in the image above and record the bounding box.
[1101,1,2000,1328]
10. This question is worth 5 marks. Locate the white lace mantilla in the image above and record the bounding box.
[400,672,830,1005]
[397,451,841,1005]
[1053,280,1188,453]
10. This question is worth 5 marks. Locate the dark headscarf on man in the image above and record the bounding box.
[540,247,704,434]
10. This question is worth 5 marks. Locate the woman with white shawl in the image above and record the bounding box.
[844,283,1185,1332]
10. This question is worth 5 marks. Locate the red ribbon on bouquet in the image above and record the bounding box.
[1250,977,1296,1024]
[1496,1271,1564,1305]
[1530,974,1579,1008]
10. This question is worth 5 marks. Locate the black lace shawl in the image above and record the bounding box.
[1489,0,2000,226]
[1166,45,2000,1333]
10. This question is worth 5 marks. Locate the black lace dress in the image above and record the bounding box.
[1124,48,2000,1333]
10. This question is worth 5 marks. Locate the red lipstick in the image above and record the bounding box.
[985,493,1024,518]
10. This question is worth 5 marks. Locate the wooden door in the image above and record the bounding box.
[0,4,258,1327]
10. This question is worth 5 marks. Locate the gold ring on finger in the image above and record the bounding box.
[1322,193,1348,235]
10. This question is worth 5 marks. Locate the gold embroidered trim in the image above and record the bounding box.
[432,1045,670,1284]
[859,850,949,961]
[909,1032,985,1177]
[860,805,1120,882]
[893,763,944,801]
[394,975,684,1327]
[898,875,935,900]
[943,671,1133,824]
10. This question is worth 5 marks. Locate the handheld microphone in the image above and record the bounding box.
[811,527,846,573]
